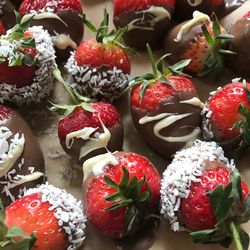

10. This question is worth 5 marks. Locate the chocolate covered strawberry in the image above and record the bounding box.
[0,13,56,106]
[130,45,203,158]
[113,0,175,50]
[226,11,250,77]
[83,151,161,238]
[161,140,250,249]
[0,103,45,206]
[2,183,86,250]
[202,81,250,157]
[19,0,84,62]
[164,11,233,76]
[65,8,131,102]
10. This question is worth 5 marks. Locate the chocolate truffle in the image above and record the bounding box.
[0,104,45,206]
[19,0,84,63]
[0,25,56,106]
[174,0,247,21]
[226,13,250,76]
[113,0,175,50]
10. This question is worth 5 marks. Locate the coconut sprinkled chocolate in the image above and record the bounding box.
[0,25,56,105]
[160,140,235,231]
[25,183,87,250]
[65,51,130,101]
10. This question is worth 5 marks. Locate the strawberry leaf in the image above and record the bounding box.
[190,228,216,243]
[238,227,249,250]
[202,24,214,46]
[82,15,97,33]
[0,200,5,222]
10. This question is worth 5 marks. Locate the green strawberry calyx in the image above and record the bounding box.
[190,170,250,250]
[0,199,36,250]
[104,165,154,236]
[83,8,134,54]
[199,13,235,77]
[0,11,38,67]
[129,44,191,99]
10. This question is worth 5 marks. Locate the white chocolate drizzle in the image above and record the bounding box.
[187,0,203,6]
[52,33,77,50]
[66,119,111,160]
[127,6,171,31]
[174,11,210,42]
[82,152,118,181]
[180,97,205,109]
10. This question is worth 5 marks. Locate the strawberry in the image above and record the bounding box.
[130,45,203,158]
[0,13,56,106]
[0,20,6,35]
[202,81,250,157]
[3,183,86,250]
[19,0,83,15]
[225,11,250,76]
[65,8,131,101]
[161,140,250,249]
[83,151,161,238]
[164,11,233,76]
[113,0,175,50]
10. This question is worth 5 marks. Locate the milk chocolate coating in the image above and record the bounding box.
[164,21,203,67]
[30,9,84,63]
[60,123,124,164]
[113,5,174,50]
[131,91,202,159]
[226,18,250,76]
[0,107,45,205]
[174,0,247,21]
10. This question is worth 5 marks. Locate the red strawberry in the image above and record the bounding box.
[202,81,250,156]
[161,140,250,249]
[83,151,161,238]
[51,98,124,163]
[0,20,6,35]
[19,0,83,15]
[113,0,175,50]
[130,45,202,158]
[164,11,231,76]
[3,183,86,250]
[65,8,131,101]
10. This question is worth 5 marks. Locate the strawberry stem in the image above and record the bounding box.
[230,221,243,250]
[146,44,158,78]
[53,64,78,105]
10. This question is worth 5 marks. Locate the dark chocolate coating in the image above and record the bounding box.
[174,0,247,21]
[60,123,124,164]
[131,91,202,159]
[164,21,203,66]
[30,9,84,63]
[0,1,16,31]
[0,108,45,205]
[113,5,174,50]
[9,0,23,8]
[226,18,250,76]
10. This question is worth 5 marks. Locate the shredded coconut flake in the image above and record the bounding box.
[0,26,56,106]
[25,183,86,250]
[160,140,235,231]
[65,51,131,102]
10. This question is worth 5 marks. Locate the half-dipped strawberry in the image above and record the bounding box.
[113,0,175,50]
[226,11,250,77]
[4,183,86,250]
[0,104,45,206]
[0,13,56,106]
[161,140,250,249]
[83,151,161,239]
[202,81,250,157]
[65,8,131,102]
[164,11,233,76]
[130,45,203,158]
[19,0,84,62]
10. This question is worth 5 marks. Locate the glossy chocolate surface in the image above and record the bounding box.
[114,5,174,50]
[131,91,202,159]
[0,107,45,205]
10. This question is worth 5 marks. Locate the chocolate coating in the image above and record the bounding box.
[10,0,23,8]
[0,106,45,205]
[113,5,174,50]
[174,0,247,21]
[131,92,202,159]
[226,18,250,76]
[60,123,124,164]
[0,1,16,31]
[30,9,84,63]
